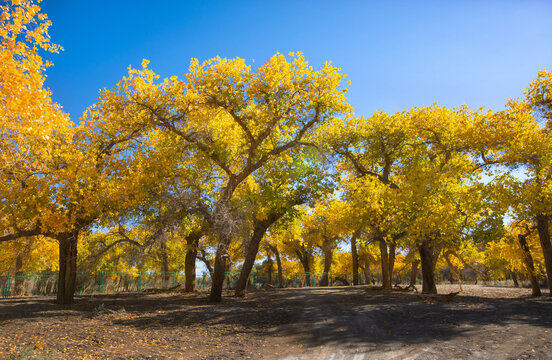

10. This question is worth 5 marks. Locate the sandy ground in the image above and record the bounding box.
[1,284,551,359]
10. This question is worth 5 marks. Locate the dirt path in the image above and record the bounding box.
[1,285,551,359]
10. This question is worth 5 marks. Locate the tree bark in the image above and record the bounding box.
[184,231,202,292]
[378,237,391,289]
[409,260,420,287]
[510,271,520,288]
[296,247,312,286]
[319,237,335,287]
[351,231,360,285]
[57,230,79,305]
[234,214,280,296]
[209,233,232,302]
[418,239,437,294]
[518,233,542,297]
[364,266,372,285]
[536,214,552,296]
[14,251,25,296]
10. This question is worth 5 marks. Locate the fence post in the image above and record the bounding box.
[313,275,317,287]
[32,275,36,296]
[295,274,298,288]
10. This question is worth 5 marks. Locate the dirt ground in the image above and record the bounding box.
[1,284,551,359]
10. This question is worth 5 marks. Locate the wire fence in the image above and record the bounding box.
[0,271,375,298]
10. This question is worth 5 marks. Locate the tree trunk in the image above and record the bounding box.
[273,246,283,288]
[234,215,279,296]
[409,260,420,287]
[518,233,542,297]
[364,266,372,285]
[184,231,202,292]
[14,252,25,296]
[57,230,79,305]
[351,231,360,285]
[418,239,437,294]
[536,214,552,296]
[510,271,520,288]
[209,234,231,302]
[320,243,334,287]
[378,237,391,289]
[388,242,396,284]
[297,248,311,286]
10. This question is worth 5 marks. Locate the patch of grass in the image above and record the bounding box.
[92,303,106,316]
[9,346,62,360]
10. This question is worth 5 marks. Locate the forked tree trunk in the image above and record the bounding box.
[518,233,542,297]
[351,231,360,285]
[57,230,79,305]
[378,237,391,289]
[209,234,232,302]
[234,214,281,296]
[418,239,437,294]
[410,260,420,287]
[536,215,552,296]
[184,231,202,292]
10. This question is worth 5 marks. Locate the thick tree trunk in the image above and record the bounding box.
[57,230,79,305]
[409,260,420,287]
[297,248,312,286]
[319,244,334,287]
[209,234,232,302]
[518,233,542,297]
[184,231,202,292]
[351,231,360,285]
[14,252,25,295]
[378,237,391,289]
[234,215,279,296]
[536,215,552,296]
[418,239,437,294]
[364,266,372,285]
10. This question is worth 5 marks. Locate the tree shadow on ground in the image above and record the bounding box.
[1,286,551,349]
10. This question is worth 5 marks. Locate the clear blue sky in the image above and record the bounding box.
[41,0,552,122]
